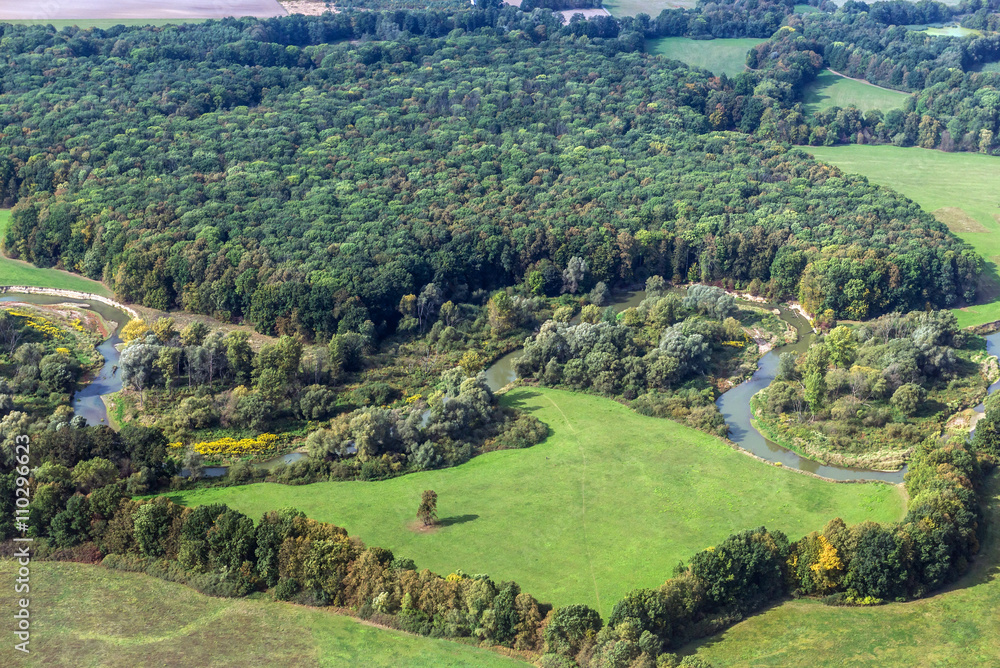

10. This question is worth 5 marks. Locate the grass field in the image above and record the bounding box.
[1,19,208,28]
[684,473,1000,667]
[803,70,909,115]
[649,37,763,77]
[603,0,695,18]
[168,388,905,613]
[0,210,111,296]
[807,146,1000,328]
[0,560,525,667]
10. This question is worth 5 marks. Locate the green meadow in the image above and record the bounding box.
[808,146,1000,327]
[0,560,526,667]
[603,0,696,19]
[685,474,1000,667]
[803,69,909,115]
[649,37,764,77]
[169,388,905,613]
[0,210,111,296]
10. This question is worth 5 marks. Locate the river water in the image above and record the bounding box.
[0,293,127,426]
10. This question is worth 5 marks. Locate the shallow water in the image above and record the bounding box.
[0,293,128,426]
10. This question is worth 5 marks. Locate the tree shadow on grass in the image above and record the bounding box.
[438,514,479,527]
[499,388,544,413]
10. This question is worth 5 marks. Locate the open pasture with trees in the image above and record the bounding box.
[169,387,906,611]
[648,37,763,76]
[684,473,1000,667]
[802,69,909,116]
[0,560,526,667]
[0,211,111,295]
[808,146,1000,328]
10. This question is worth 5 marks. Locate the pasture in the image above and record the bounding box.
[603,0,695,19]
[0,560,525,667]
[0,0,286,21]
[0,211,112,296]
[807,146,1000,327]
[685,474,1000,667]
[803,69,908,115]
[169,387,905,612]
[649,37,763,77]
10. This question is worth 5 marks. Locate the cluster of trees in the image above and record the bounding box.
[513,281,764,435]
[0,11,980,343]
[304,367,547,477]
[758,310,984,468]
[116,318,373,439]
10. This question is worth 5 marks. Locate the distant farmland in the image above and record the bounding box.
[0,0,287,20]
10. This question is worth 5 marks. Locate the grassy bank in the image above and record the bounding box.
[648,37,764,77]
[685,473,1000,667]
[168,387,905,612]
[807,146,1000,328]
[803,69,909,115]
[0,210,112,297]
[0,560,526,667]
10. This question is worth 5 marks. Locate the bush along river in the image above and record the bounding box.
[0,290,305,477]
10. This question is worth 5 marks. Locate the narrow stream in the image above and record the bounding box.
[0,294,128,426]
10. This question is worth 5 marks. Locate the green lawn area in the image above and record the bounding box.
[1,19,207,28]
[0,210,111,296]
[603,0,695,18]
[793,3,820,12]
[685,473,1000,667]
[803,69,909,116]
[168,387,905,613]
[807,146,1000,328]
[648,37,763,77]
[0,560,525,667]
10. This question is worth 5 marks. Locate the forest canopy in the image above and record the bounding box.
[0,11,981,340]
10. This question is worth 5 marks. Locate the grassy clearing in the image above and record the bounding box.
[0,560,525,667]
[603,0,695,19]
[0,210,111,296]
[793,3,820,12]
[648,37,763,77]
[685,473,1000,667]
[807,146,1000,327]
[803,69,909,115]
[168,387,905,612]
[1,19,207,28]
[920,25,982,37]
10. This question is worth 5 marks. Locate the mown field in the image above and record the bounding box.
[807,146,1000,327]
[803,69,909,115]
[0,210,111,296]
[1,19,208,28]
[603,0,695,18]
[685,473,1000,667]
[169,387,905,613]
[649,37,763,77]
[0,560,525,667]
[0,0,286,21]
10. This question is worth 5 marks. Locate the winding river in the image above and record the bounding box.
[6,288,999,484]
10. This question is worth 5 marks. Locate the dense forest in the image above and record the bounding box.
[0,10,981,343]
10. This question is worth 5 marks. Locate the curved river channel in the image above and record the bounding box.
[8,290,1000,483]
[485,291,1000,484]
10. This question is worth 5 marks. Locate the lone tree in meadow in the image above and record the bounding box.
[417,490,438,527]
